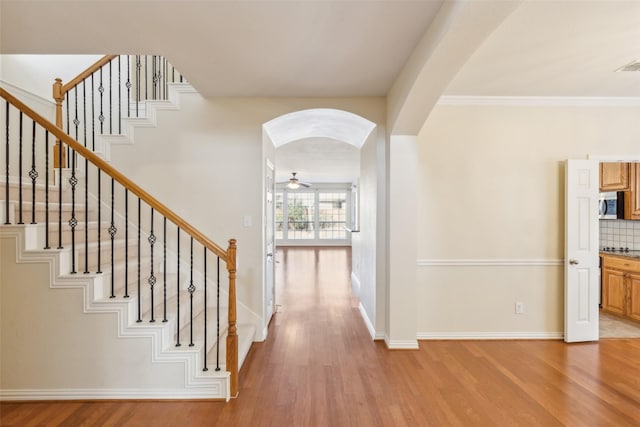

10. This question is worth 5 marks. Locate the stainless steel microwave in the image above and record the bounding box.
[599,191,624,220]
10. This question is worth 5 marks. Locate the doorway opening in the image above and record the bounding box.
[598,160,640,338]
[262,108,378,336]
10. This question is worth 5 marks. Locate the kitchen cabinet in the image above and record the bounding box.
[602,268,626,316]
[625,163,640,220]
[601,254,640,323]
[628,274,640,322]
[600,162,629,191]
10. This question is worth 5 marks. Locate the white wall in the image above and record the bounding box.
[0,238,187,394]
[1,55,102,102]
[386,135,418,348]
[356,128,378,338]
[105,92,386,335]
[416,102,640,338]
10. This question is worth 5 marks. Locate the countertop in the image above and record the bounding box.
[600,250,640,259]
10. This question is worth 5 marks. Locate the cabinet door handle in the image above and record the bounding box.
[569,259,579,265]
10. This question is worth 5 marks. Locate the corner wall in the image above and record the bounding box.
[416,102,640,338]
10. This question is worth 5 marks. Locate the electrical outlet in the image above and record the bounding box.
[515,302,524,314]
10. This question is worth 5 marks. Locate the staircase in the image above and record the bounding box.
[0,69,255,400]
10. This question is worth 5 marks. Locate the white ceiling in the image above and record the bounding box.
[445,1,640,97]
[275,137,360,185]
[0,0,443,97]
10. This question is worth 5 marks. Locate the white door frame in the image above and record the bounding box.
[265,159,276,327]
[566,155,640,342]
[565,159,599,342]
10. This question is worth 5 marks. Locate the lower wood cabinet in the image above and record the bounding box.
[602,268,626,316]
[601,255,640,323]
[628,274,640,322]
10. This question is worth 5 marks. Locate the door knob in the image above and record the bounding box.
[569,259,579,265]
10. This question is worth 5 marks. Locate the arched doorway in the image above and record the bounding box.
[261,109,381,336]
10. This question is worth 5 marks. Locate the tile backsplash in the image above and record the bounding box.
[600,220,640,250]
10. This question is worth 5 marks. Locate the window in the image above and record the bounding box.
[276,185,352,245]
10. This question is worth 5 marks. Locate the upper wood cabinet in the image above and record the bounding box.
[626,163,640,220]
[600,162,629,191]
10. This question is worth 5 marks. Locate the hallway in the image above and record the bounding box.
[3,246,640,425]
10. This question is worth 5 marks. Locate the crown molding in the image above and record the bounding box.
[438,95,640,107]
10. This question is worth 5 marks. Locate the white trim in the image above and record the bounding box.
[384,335,419,350]
[0,388,225,401]
[438,95,640,107]
[417,258,563,267]
[417,332,564,340]
[588,154,640,162]
[358,302,380,340]
[0,80,55,111]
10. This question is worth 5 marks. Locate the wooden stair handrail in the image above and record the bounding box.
[1,87,228,260]
[61,55,118,95]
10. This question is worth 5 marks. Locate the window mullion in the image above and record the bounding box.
[314,189,319,240]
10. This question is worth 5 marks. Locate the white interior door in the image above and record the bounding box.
[265,161,275,324]
[565,159,599,342]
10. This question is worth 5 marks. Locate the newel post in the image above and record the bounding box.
[226,238,239,397]
[52,78,66,168]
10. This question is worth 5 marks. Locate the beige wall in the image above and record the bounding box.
[1,55,102,102]
[0,238,187,393]
[106,92,386,335]
[415,102,640,336]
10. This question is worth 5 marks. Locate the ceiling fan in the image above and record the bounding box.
[281,172,311,189]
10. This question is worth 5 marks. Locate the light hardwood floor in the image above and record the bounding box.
[2,246,640,426]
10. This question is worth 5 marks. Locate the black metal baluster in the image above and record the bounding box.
[83,80,89,274]
[118,55,122,134]
[163,217,167,322]
[152,55,156,99]
[216,256,220,371]
[66,94,70,163]
[4,101,10,225]
[144,56,148,101]
[69,149,78,274]
[18,112,23,224]
[137,197,142,323]
[73,86,79,140]
[96,168,102,273]
[124,189,129,298]
[136,56,141,118]
[99,67,104,134]
[29,121,37,224]
[109,59,113,134]
[126,55,131,118]
[172,64,175,83]
[109,178,117,297]
[176,227,181,347]
[44,130,50,249]
[203,248,208,372]
[57,136,63,249]
[91,74,95,151]
[188,237,195,347]
[149,208,156,322]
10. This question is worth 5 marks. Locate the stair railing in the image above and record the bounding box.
[1,87,239,397]
[53,55,185,167]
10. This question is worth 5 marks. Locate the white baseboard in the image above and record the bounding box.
[384,335,419,350]
[416,332,564,340]
[358,302,380,340]
[0,388,225,401]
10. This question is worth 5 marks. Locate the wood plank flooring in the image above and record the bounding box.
[3,246,640,426]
